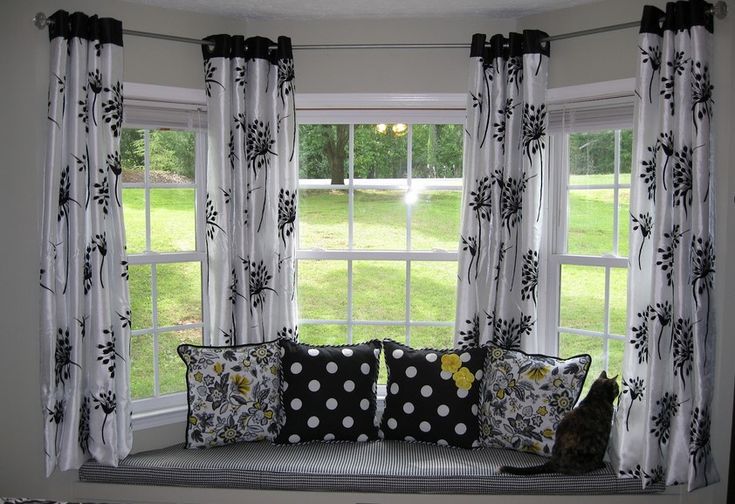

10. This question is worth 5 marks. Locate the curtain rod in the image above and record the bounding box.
[32,1,727,50]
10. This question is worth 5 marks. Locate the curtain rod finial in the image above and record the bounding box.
[711,1,727,20]
[33,12,48,30]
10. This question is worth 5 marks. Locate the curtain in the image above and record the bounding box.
[202,35,298,345]
[455,32,549,352]
[611,0,718,491]
[40,10,131,475]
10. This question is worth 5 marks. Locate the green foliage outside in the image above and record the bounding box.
[121,128,196,181]
[298,124,462,181]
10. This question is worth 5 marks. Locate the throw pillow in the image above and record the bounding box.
[275,339,381,444]
[479,345,591,456]
[381,340,486,448]
[177,340,283,449]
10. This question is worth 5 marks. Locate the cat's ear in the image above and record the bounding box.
[599,370,608,379]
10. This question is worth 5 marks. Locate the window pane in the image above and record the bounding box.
[353,190,406,250]
[298,260,347,320]
[619,129,633,183]
[567,189,614,255]
[560,265,604,332]
[122,188,145,254]
[150,188,196,252]
[410,262,456,321]
[559,332,603,398]
[121,128,145,183]
[618,188,630,257]
[568,130,616,186]
[298,124,348,184]
[353,261,405,321]
[148,130,195,184]
[410,191,461,251]
[609,267,628,336]
[159,329,201,395]
[299,189,348,249]
[353,325,405,343]
[410,326,454,350]
[156,262,202,328]
[411,124,463,179]
[130,333,153,399]
[353,124,407,181]
[353,325,404,384]
[299,324,348,346]
[608,339,625,389]
[129,264,152,330]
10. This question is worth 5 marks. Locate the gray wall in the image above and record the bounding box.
[0,0,733,502]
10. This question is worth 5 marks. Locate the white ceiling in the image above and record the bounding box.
[121,0,605,20]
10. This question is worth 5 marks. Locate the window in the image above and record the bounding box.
[121,101,207,414]
[546,99,634,395]
[296,109,465,382]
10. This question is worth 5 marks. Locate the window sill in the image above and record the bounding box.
[132,404,188,431]
[132,394,387,432]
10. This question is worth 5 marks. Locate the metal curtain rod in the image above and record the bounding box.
[32,1,728,50]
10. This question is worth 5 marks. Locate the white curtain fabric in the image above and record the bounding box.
[611,1,718,491]
[40,10,131,475]
[455,32,549,352]
[203,35,298,345]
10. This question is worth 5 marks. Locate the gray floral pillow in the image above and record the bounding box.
[479,345,591,456]
[177,340,282,448]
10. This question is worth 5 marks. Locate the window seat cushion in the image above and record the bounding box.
[79,440,664,495]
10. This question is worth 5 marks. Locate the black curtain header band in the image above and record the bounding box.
[470,31,550,60]
[202,35,293,63]
[48,10,123,46]
[640,0,714,35]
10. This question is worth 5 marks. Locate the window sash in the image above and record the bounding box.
[297,117,463,350]
[544,112,633,365]
[123,123,208,413]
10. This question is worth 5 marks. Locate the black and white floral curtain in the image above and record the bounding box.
[40,10,131,475]
[611,0,718,491]
[202,35,298,345]
[455,32,549,352]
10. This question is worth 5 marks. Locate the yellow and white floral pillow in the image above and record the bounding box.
[479,346,590,456]
[178,340,283,448]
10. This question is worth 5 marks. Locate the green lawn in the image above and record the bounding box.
[126,176,630,399]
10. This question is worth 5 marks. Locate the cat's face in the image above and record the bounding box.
[591,370,619,403]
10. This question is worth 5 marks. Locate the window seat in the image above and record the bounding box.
[79,440,664,495]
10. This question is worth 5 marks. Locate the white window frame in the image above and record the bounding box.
[541,81,635,368]
[126,81,637,430]
[296,99,465,397]
[123,83,209,429]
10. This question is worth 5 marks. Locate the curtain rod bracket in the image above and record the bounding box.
[712,0,727,20]
[33,12,48,29]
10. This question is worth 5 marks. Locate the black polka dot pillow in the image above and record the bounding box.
[275,339,381,444]
[381,340,486,448]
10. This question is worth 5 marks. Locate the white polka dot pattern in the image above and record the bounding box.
[276,339,382,444]
[381,340,486,448]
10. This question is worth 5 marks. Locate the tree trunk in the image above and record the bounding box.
[325,125,348,185]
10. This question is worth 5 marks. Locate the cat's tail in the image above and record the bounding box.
[498,462,555,475]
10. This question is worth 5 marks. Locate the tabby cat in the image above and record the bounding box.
[499,370,619,476]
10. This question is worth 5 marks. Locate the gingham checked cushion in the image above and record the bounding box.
[79,441,665,494]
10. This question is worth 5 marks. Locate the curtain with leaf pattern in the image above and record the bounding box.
[202,35,298,345]
[610,0,718,491]
[454,32,549,352]
[40,10,131,475]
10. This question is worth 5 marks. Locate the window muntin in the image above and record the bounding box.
[121,123,207,409]
[296,116,464,382]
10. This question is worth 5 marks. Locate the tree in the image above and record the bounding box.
[299,124,348,184]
